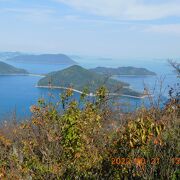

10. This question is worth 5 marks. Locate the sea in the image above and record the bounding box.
[0,56,179,121]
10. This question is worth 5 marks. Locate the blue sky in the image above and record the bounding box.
[0,0,180,58]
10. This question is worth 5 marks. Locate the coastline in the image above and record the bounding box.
[36,85,95,97]
[0,74,152,99]
[108,93,151,99]
[112,74,157,77]
[36,85,151,99]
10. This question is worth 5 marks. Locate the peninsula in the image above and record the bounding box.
[37,65,144,98]
[0,61,28,74]
[6,54,77,65]
[90,66,156,76]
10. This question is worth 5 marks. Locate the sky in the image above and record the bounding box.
[0,0,180,58]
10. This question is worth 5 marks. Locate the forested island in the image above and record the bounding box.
[0,61,28,74]
[38,65,144,98]
[7,54,77,65]
[90,66,156,76]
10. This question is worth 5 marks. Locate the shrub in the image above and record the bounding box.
[0,84,179,179]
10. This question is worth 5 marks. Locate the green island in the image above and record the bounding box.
[6,53,77,65]
[37,65,145,98]
[90,66,156,76]
[0,61,28,74]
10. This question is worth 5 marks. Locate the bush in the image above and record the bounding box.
[0,85,179,179]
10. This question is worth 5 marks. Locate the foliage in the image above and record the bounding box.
[0,82,179,179]
[37,65,143,97]
[90,66,156,76]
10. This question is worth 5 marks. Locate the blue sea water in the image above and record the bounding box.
[0,57,179,120]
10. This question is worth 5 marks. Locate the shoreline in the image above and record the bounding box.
[36,85,95,97]
[112,74,156,77]
[36,85,151,99]
[108,93,151,99]
[0,74,153,99]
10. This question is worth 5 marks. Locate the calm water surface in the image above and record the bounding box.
[0,58,179,120]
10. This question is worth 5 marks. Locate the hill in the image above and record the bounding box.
[0,61,28,74]
[38,65,143,97]
[7,54,77,65]
[90,66,156,76]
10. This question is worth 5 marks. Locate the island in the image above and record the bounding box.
[37,65,145,98]
[6,54,77,65]
[90,66,156,76]
[0,61,28,74]
[0,52,22,61]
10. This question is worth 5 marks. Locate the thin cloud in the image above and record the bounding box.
[0,7,56,22]
[55,0,180,20]
[144,24,180,35]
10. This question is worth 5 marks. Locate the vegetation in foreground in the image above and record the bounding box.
[0,63,179,179]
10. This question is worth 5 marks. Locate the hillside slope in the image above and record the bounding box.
[38,65,143,97]
[90,66,156,76]
[0,61,28,74]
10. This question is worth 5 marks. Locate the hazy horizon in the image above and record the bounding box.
[1,51,180,61]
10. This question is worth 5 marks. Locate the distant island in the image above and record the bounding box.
[0,52,22,61]
[0,61,28,74]
[7,54,77,65]
[37,65,144,98]
[90,66,156,76]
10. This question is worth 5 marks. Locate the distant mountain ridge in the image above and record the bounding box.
[38,65,143,97]
[7,54,77,65]
[90,66,156,76]
[0,61,28,74]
